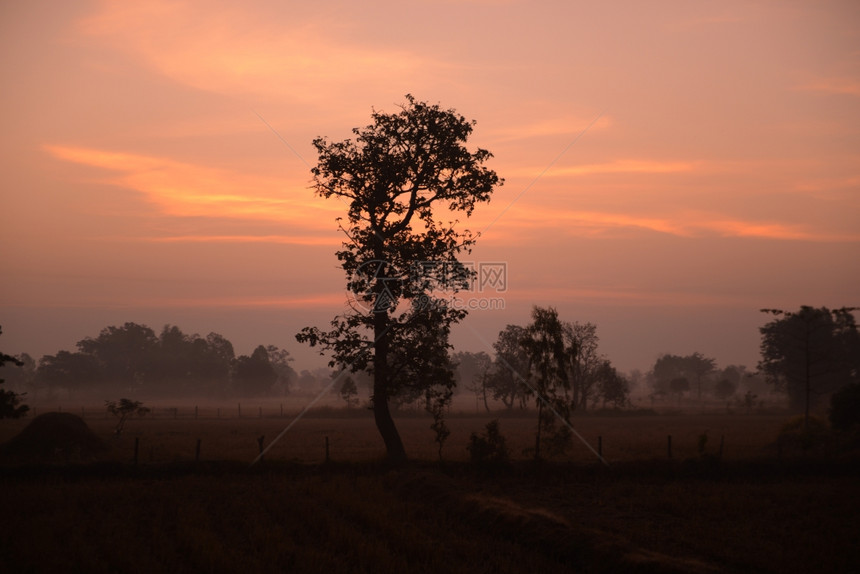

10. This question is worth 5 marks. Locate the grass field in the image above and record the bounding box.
[0,402,795,465]
[1,406,858,573]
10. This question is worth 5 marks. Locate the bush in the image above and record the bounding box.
[829,383,860,431]
[467,420,509,464]
[777,415,830,453]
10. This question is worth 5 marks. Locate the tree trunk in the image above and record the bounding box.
[373,310,407,461]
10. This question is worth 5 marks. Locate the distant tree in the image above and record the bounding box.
[486,324,530,409]
[266,345,297,395]
[37,350,103,389]
[686,352,717,400]
[339,376,359,408]
[232,345,278,396]
[453,351,492,412]
[105,398,149,435]
[0,327,29,419]
[296,95,501,461]
[77,322,159,388]
[649,352,716,401]
[520,306,573,460]
[759,306,860,427]
[564,321,602,410]
[594,360,630,408]
[713,378,738,400]
[669,377,690,402]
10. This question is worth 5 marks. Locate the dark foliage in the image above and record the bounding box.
[830,382,860,431]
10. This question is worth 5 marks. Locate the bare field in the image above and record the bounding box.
[1,407,857,573]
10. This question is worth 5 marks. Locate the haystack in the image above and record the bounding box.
[0,412,107,462]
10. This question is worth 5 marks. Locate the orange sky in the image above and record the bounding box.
[2,0,858,373]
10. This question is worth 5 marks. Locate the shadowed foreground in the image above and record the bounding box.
[1,460,857,573]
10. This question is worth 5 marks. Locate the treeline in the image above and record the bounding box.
[4,323,306,399]
[643,353,766,406]
[445,307,631,413]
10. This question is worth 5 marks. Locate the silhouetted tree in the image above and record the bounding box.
[486,324,530,409]
[37,350,103,389]
[232,345,278,396]
[594,360,630,408]
[297,95,502,460]
[0,326,29,419]
[77,322,159,388]
[521,306,573,460]
[564,321,601,410]
[713,378,738,400]
[266,345,297,395]
[759,306,860,426]
[454,350,492,412]
[339,376,359,408]
[105,398,150,435]
[649,352,716,401]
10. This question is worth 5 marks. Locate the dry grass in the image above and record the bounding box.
[0,405,793,465]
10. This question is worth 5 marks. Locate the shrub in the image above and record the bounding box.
[829,383,860,431]
[467,420,509,464]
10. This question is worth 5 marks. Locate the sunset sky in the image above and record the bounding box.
[2,0,858,375]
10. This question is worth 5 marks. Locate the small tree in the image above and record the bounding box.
[105,398,150,435]
[426,387,452,462]
[467,419,509,464]
[339,377,359,409]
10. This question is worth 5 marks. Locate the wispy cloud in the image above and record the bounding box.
[141,235,338,246]
[44,144,338,229]
[483,207,860,242]
[796,77,860,97]
[504,159,698,179]
[77,1,445,104]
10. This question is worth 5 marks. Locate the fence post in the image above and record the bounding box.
[667,435,673,459]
